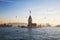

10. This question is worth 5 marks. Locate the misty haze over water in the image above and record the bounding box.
[0,27,60,40]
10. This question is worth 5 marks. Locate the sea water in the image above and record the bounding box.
[0,27,60,40]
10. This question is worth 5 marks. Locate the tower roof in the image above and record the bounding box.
[29,15,32,19]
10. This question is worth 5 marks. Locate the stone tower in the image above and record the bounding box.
[28,10,32,27]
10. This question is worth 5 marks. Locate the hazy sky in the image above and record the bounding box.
[0,0,60,25]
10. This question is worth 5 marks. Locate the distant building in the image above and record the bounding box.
[31,23,37,27]
[0,24,12,27]
[55,25,60,27]
[38,24,42,28]
[46,23,51,27]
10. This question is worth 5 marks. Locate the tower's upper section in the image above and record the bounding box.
[29,15,32,19]
[29,10,32,19]
[28,10,32,22]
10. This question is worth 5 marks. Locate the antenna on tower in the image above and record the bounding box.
[29,10,31,16]
[16,16,17,19]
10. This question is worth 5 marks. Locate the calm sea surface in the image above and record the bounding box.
[0,27,60,40]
